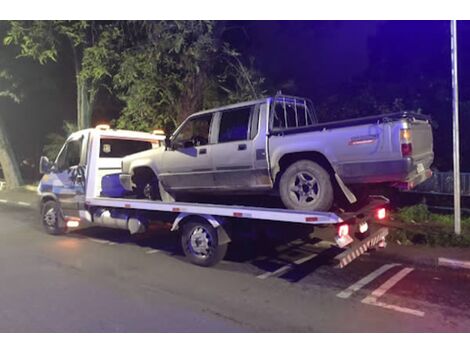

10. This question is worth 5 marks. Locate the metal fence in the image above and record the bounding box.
[407,171,470,196]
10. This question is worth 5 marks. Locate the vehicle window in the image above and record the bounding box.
[100,138,153,158]
[218,106,252,143]
[56,138,83,171]
[272,98,315,130]
[173,114,213,147]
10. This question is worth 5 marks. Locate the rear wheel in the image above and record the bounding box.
[41,200,66,235]
[279,160,334,211]
[181,221,228,267]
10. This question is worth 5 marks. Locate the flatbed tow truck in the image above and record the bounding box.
[37,125,389,268]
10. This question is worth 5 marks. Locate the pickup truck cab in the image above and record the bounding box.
[120,94,434,211]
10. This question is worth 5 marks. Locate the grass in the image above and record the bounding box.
[388,204,470,247]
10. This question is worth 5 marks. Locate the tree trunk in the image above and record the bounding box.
[70,42,93,130]
[0,115,23,189]
[77,80,93,129]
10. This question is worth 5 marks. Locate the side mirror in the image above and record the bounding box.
[39,156,51,174]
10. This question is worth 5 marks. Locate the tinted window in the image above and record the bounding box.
[100,139,153,158]
[173,114,213,147]
[218,106,252,143]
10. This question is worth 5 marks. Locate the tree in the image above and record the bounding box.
[3,21,121,130]
[0,70,23,189]
[111,21,267,133]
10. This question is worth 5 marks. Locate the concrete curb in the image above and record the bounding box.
[376,243,470,271]
[438,257,470,270]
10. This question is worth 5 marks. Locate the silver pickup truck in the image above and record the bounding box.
[120,95,434,211]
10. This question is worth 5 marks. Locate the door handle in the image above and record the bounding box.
[199,148,207,155]
[238,144,247,151]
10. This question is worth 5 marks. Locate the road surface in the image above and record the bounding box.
[0,204,469,332]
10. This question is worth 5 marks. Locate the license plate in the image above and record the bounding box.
[417,163,425,174]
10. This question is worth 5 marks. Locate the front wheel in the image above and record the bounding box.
[41,200,66,235]
[279,160,334,211]
[181,221,228,267]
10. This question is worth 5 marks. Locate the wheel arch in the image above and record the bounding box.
[273,151,336,187]
[171,213,231,245]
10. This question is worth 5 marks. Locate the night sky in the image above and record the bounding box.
[1,20,469,180]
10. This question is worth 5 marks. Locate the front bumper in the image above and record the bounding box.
[119,173,134,191]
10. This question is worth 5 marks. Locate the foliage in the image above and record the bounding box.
[113,21,267,134]
[3,21,118,129]
[0,69,21,103]
[42,121,78,161]
[388,205,470,247]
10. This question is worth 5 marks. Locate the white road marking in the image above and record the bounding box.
[257,252,318,279]
[361,267,424,317]
[0,199,8,203]
[337,263,401,299]
[17,201,31,207]
[145,249,160,254]
[89,238,112,245]
[438,257,470,270]
[362,300,425,317]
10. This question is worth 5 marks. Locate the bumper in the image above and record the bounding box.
[119,173,134,191]
[337,154,433,186]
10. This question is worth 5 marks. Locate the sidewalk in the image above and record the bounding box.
[0,186,38,209]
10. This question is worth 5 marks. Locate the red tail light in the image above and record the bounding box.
[338,224,350,238]
[401,143,413,157]
[376,208,387,220]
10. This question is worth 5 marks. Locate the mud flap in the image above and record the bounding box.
[335,173,357,204]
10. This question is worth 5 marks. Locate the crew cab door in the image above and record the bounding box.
[159,113,214,190]
[210,104,269,190]
[49,133,87,217]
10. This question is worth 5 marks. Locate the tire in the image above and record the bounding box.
[180,220,228,267]
[279,160,334,211]
[134,174,160,200]
[41,200,66,235]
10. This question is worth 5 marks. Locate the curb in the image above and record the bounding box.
[376,246,470,271]
[438,257,470,270]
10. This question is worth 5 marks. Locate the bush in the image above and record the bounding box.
[388,204,470,247]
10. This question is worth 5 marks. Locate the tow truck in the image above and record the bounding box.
[37,125,390,268]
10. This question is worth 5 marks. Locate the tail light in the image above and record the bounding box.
[400,128,412,157]
[338,224,350,238]
[376,207,387,221]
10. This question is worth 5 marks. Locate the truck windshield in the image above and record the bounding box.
[99,138,153,158]
[272,96,317,130]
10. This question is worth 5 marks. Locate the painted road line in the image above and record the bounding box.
[0,199,8,203]
[257,252,319,279]
[361,267,424,317]
[337,263,401,299]
[17,201,31,207]
[363,300,425,317]
[89,238,112,245]
[145,249,160,254]
[438,257,470,270]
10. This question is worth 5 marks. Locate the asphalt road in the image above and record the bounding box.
[0,205,469,332]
